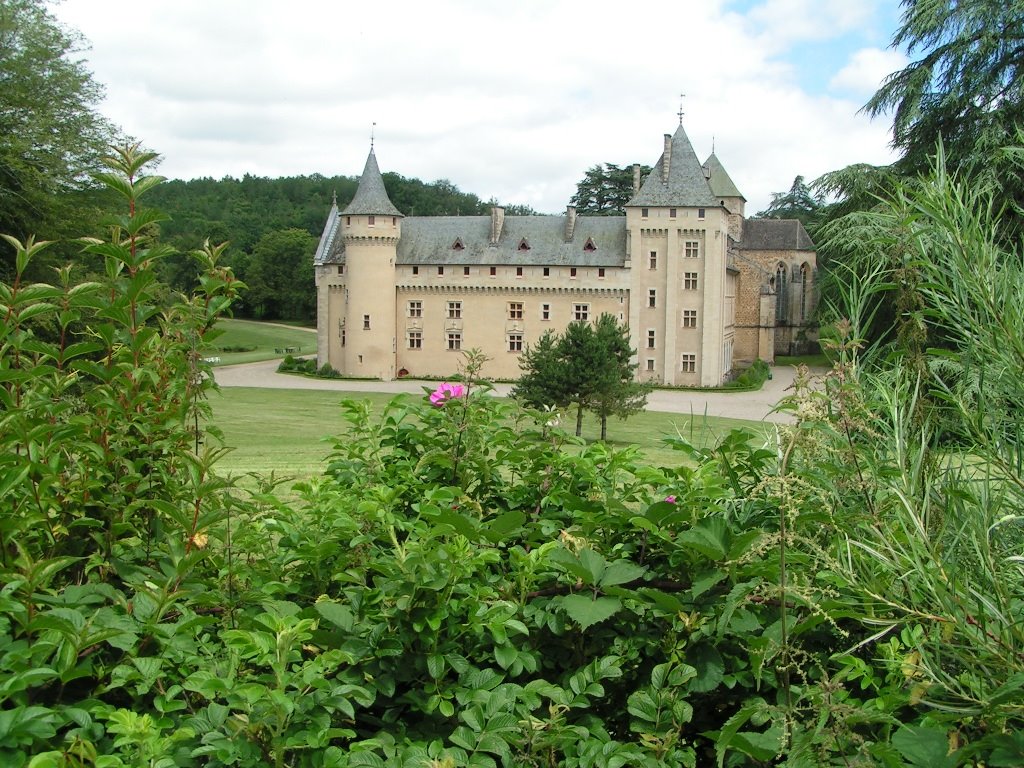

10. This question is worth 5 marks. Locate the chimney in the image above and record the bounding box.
[661,133,672,184]
[490,206,505,245]
[632,164,641,194]
[564,205,577,241]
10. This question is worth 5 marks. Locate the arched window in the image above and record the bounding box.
[775,263,787,324]
[799,262,810,321]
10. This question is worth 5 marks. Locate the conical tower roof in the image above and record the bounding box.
[704,152,745,200]
[342,149,403,217]
[627,123,717,208]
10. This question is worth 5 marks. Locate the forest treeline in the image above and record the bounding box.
[142,172,535,323]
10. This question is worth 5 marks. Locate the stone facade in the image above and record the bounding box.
[314,122,817,385]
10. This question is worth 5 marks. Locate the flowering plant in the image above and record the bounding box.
[429,381,466,406]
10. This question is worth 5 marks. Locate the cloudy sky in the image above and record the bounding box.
[49,0,907,215]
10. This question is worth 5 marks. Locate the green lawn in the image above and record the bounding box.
[203,319,316,365]
[208,387,776,483]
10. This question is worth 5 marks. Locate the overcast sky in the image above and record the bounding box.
[49,0,906,215]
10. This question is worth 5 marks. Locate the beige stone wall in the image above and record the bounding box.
[741,247,818,357]
[341,214,400,380]
[394,285,629,381]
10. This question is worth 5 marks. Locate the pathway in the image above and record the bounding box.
[214,359,808,423]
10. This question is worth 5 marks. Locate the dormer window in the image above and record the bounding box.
[518,238,531,251]
[583,238,597,252]
[452,238,465,251]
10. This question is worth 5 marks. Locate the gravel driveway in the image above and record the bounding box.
[214,359,806,424]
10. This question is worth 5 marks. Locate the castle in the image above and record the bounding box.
[313,121,817,386]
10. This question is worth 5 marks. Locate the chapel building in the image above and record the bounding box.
[313,121,817,386]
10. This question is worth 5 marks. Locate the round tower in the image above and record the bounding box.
[340,148,402,380]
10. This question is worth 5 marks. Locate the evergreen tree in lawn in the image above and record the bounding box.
[589,313,651,440]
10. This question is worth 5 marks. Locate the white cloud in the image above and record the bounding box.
[829,47,909,99]
[48,0,899,215]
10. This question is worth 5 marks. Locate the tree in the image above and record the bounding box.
[588,314,651,440]
[241,228,317,321]
[755,175,824,228]
[865,0,1024,180]
[512,314,649,439]
[570,163,651,215]
[0,0,116,255]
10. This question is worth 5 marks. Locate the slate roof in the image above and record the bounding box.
[313,201,341,265]
[739,219,815,251]
[341,150,403,217]
[398,215,626,266]
[704,153,745,200]
[627,124,718,208]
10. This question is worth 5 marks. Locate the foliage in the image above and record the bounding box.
[0,0,117,277]
[5,142,1024,767]
[755,176,824,228]
[239,228,316,320]
[570,163,652,215]
[512,314,650,439]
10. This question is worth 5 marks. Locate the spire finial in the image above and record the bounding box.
[712,135,715,154]
[677,93,686,125]
[370,121,376,150]
[332,188,337,206]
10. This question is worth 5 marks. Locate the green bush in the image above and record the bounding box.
[4,145,1023,767]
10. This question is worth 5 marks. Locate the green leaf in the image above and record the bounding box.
[560,595,621,630]
[687,643,725,693]
[314,601,354,631]
[678,518,729,561]
[892,725,960,768]
[599,559,646,587]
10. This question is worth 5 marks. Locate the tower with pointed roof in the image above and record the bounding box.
[314,121,817,385]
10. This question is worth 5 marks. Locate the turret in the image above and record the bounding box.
[340,148,402,380]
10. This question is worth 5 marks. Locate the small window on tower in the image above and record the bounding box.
[642,208,649,218]
[412,266,419,276]
[463,266,470,276]
[363,314,370,330]
[437,266,444,276]
[489,266,497,277]
[543,267,550,277]
[570,267,577,279]
[697,208,705,220]
[598,268,605,278]
[669,208,677,218]
[368,215,375,226]
[516,266,523,277]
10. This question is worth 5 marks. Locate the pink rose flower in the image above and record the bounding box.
[430,382,466,406]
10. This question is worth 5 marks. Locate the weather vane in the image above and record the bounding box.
[370,122,376,150]
[678,93,686,125]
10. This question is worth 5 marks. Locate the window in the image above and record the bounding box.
[570,267,577,279]
[598,268,606,278]
[392,217,397,226]
[518,239,530,251]
[685,240,699,258]
[646,359,655,372]
[683,272,698,290]
[516,266,523,278]
[363,314,370,330]
[346,216,351,225]
[490,266,497,277]
[775,263,788,323]
[649,251,657,269]
[437,266,444,276]
[508,333,523,353]
[543,267,550,277]
[800,262,810,321]
[447,301,462,319]
[682,309,697,328]
[453,238,465,251]
[574,303,589,321]
[647,329,656,349]
[670,208,677,218]
[541,303,551,321]
[642,207,649,218]
[697,208,705,220]
[368,215,375,226]
[341,328,345,347]
[463,266,470,276]
[412,266,419,276]
[447,332,462,351]
[407,300,422,318]
[407,330,422,349]
[584,238,597,252]
[681,353,696,373]
[337,265,344,275]
[648,289,656,308]
[508,302,523,320]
